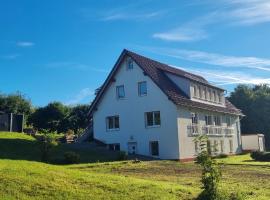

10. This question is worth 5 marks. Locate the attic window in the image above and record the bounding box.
[126,58,133,70]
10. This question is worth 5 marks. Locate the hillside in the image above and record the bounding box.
[0,132,270,200]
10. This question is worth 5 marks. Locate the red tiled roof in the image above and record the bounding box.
[89,49,243,116]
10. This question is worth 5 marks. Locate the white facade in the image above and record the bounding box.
[242,134,265,152]
[92,55,242,160]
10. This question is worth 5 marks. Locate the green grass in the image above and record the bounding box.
[0,132,270,199]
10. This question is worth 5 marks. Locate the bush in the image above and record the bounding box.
[250,151,270,161]
[64,151,80,164]
[40,132,58,162]
[117,151,128,161]
[215,154,228,159]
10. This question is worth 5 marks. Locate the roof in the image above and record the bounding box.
[89,49,243,116]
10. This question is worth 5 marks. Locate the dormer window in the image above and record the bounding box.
[126,58,133,70]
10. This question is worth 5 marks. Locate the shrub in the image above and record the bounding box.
[40,132,58,162]
[117,151,128,161]
[194,135,221,200]
[250,151,270,161]
[64,151,80,164]
[216,154,228,159]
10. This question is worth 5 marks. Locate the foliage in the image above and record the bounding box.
[28,102,70,133]
[39,130,58,162]
[229,84,270,149]
[64,151,80,164]
[65,104,90,134]
[194,135,222,200]
[28,103,90,134]
[117,151,128,161]
[250,151,270,161]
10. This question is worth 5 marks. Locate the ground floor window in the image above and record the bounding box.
[108,143,120,151]
[229,140,233,153]
[150,141,159,156]
[106,115,120,130]
[220,140,224,153]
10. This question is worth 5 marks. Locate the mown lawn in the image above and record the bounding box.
[0,132,270,200]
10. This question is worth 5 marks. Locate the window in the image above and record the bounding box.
[220,140,224,153]
[229,140,233,153]
[202,87,206,99]
[138,81,147,96]
[150,141,159,156]
[213,90,216,102]
[198,86,202,98]
[126,58,133,70]
[214,116,221,126]
[106,116,120,130]
[194,85,197,97]
[206,88,210,100]
[116,85,125,99]
[213,140,218,153]
[191,113,198,124]
[145,111,160,127]
[205,115,213,125]
[109,143,120,151]
[226,116,232,127]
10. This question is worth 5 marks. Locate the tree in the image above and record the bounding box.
[0,92,32,116]
[29,102,70,132]
[65,104,90,134]
[229,84,270,149]
[194,135,221,200]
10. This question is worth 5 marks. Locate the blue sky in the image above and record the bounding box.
[1,0,270,106]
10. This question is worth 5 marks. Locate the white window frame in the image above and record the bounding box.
[145,111,161,128]
[138,81,147,96]
[116,85,125,99]
[191,113,198,124]
[205,115,213,126]
[106,116,120,131]
[214,115,221,126]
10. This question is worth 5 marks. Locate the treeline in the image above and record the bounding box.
[0,92,90,134]
[229,84,270,149]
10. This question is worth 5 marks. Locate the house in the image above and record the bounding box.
[242,134,265,152]
[89,49,243,161]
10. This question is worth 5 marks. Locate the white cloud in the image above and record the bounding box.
[180,68,270,86]
[16,41,35,47]
[153,27,207,42]
[65,88,94,106]
[224,0,270,25]
[139,46,270,72]
[101,11,163,21]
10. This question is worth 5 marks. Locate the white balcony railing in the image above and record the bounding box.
[187,124,234,137]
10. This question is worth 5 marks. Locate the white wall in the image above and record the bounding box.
[176,106,242,159]
[242,135,259,150]
[165,72,191,97]
[93,56,180,159]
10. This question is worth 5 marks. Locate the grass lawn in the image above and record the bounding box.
[0,132,270,200]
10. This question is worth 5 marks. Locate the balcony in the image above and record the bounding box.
[187,124,234,137]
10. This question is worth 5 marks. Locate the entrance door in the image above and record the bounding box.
[128,142,137,155]
[258,137,264,152]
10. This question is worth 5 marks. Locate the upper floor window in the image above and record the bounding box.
[214,116,221,126]
[106,116,120,131]
[213,90,217,102]
[205,115,213,125]
[191,113,198,124]
[226,116,232,127]
[116,85,125,99]
[138,81,147,96]
[145,111,160,127]
[126,58,133,70]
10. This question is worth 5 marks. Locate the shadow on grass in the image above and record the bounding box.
[0,138,119,165]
